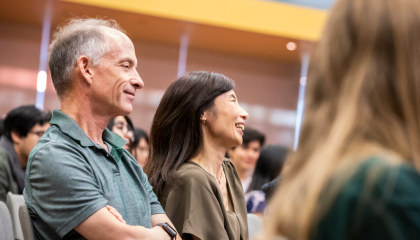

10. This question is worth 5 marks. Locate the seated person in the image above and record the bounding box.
[24,18,179,240]
[132,128,149,168]
[227,128,265,192]
[146,71,249,240]
[263,0,420,239]
[0,105,50,201]
[107,116,135,151]
[245,145,289,219]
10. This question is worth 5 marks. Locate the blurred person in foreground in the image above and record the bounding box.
[24,18,179,240]
[146,71,249,240]
[0,105,50,201]
[133,128,149,168]
[227,128,265,192]
[107,116,135,151]
[245,145,288,219]
[264,0,420,239]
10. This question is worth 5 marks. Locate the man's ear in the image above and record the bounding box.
[10,131,22,144]
[76,55,94,85]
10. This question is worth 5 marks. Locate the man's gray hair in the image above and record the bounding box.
[48,18,125,99]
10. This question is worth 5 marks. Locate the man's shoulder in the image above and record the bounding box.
[0,146,10,172]
[0,146,8,163]
[30,125,83,158]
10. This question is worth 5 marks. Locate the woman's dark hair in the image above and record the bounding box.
[246,145,289,193]
[107,116,135,151]
[132,128,149,159]
[145,71,235,198]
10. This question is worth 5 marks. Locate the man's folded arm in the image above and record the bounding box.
[74,207,172,240]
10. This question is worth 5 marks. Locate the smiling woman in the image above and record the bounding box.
[145,71,249,240]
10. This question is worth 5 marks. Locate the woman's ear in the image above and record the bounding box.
[200,113,207,124]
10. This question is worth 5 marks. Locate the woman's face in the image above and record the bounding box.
[111,116,133,150]
[203,90,248,149]
[135,138,149,168]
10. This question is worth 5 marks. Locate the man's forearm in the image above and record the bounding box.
[75,208,170,240]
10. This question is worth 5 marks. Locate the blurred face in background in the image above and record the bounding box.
[111,116,133,150]
[228,140,262,174]
[11,123,50,166]
[135,138,149,168]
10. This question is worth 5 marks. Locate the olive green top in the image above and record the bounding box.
[315,157,420,240]
[160,160,249,240]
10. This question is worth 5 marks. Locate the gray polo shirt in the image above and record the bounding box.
[24,110,164,240]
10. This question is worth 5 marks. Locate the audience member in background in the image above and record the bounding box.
[0,118,4,138]
[133,128,149,168]
[107,116,135,151]
[245,145,288,219]
[24,18,179,240]
[0,105,51,201]
[227,128,265,192]
[264,0,420,239]
[146,71,250,240]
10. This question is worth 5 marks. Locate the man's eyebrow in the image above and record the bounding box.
[119,58,134,64]
[229,93,237,99]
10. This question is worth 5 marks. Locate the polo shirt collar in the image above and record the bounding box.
[50,110,127,148]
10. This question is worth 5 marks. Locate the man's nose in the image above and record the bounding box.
[132,69,144,89]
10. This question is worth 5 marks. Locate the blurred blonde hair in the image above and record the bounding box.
[264,0,420,239]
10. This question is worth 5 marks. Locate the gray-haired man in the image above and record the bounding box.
[24,19,180,240]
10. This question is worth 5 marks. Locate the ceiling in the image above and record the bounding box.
[0,0,318,63]
[273,0,336,10]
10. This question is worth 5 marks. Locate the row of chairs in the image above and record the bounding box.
[0,192,34,240]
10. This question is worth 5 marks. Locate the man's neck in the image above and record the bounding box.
[61,96,110,147]
[13,144,27,169]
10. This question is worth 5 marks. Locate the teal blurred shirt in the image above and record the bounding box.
[24,110,164,240]
[315,158,420,239]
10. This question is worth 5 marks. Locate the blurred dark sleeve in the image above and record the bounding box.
[261,175,282,202]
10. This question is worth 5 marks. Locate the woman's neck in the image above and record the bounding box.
[190,135,226,180]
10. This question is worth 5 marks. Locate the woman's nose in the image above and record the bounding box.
[240,106,249,120]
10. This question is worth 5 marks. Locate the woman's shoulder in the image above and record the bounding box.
[317,157,420,239]
[177,162,215,186]
[332,156,420,210]
[222,158,236,172]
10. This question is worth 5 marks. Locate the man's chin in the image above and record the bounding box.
[118,105,133,116]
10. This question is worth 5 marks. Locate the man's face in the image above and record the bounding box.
[14,123,50,166]
[229,140,262,172]
[91,29,144,116]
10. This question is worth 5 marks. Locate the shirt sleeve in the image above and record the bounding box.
[26,142,108,238]
[165,172,229,240]
[0,150,9,202]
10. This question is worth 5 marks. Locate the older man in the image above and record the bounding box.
[24,19,179,240]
